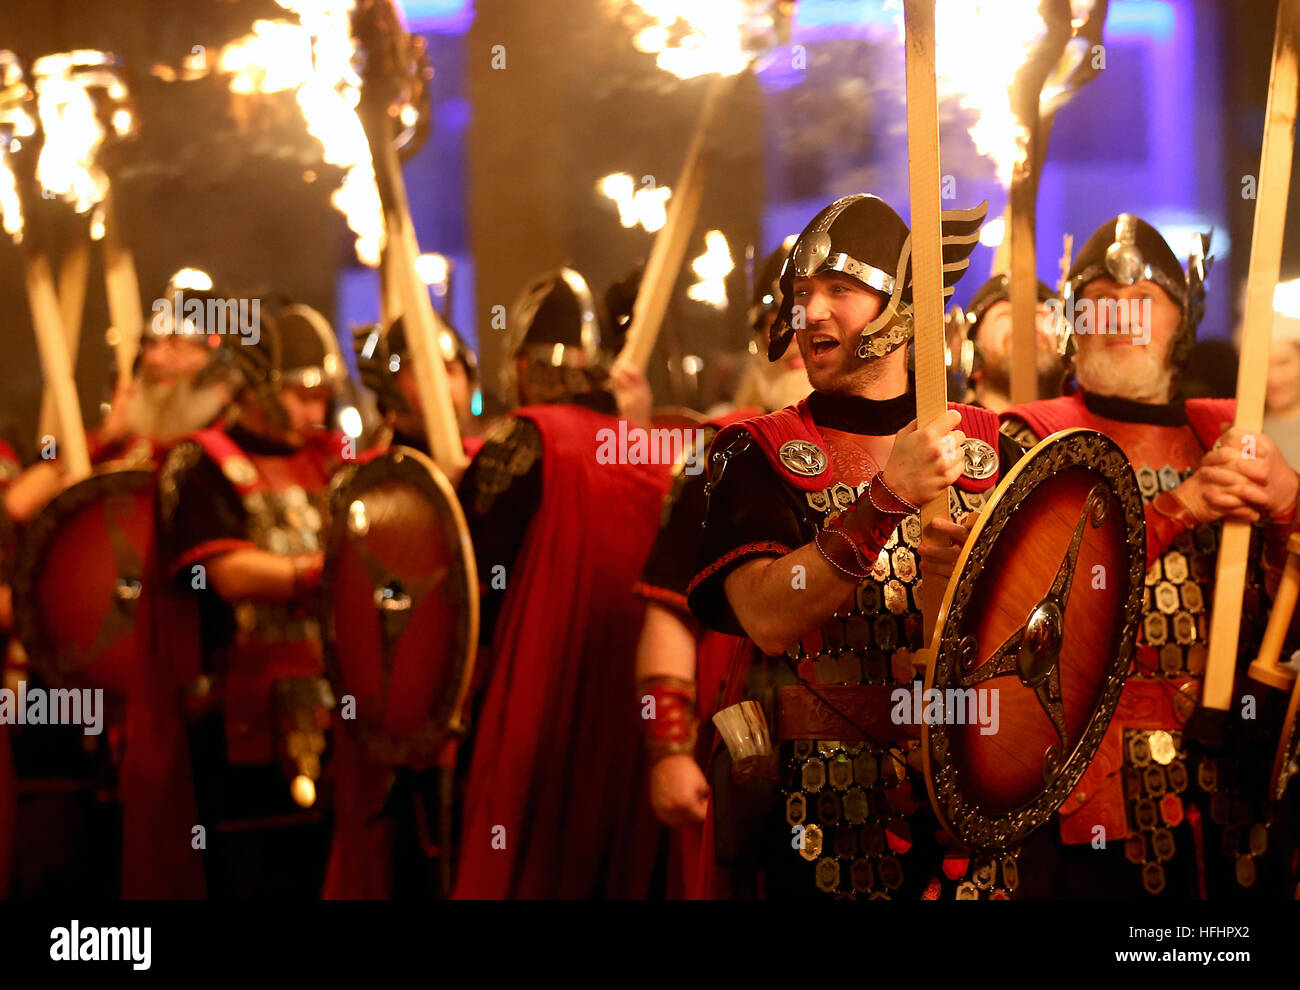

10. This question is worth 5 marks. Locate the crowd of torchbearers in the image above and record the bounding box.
[0,200,1297,900]
[3,1,1300,903]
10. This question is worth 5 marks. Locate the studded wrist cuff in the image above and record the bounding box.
[638,675,698,764]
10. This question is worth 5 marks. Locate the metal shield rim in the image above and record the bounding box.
[320,445,479,767]
[921,427,1146,849]
[11,466,157,695]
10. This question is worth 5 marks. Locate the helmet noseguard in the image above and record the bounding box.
[500,267,607,400]
[1057,214,1213,366]
[769,193,987,363]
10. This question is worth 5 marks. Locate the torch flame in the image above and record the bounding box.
[0,51,35,241]
[31,51,130,216]
[615,1,785,79]
[186,1,385,267]
[687,229,733,308]
[886,0,1047,186]
[598,171,672,232]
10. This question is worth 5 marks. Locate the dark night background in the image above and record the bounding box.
[0,0,1293,458]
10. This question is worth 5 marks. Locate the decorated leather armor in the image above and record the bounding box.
[689,394,1010,898]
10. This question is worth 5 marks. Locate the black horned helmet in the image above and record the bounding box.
[769,193,987,363]
[1058,213,1213,367]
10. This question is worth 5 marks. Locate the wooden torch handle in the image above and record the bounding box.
[1205,0,1300,711]
[1248,532,1300,692]
[903,0,948,529]
[102,188,144,387]
[616,72,735,376]
[370,120,465,478]
[903,0,950,648]
[24,250,91,479]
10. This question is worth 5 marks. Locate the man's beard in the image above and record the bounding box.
[977,348,1063,401]
[733,360,810,412]
[1074,340,1173,403]
[125,377,229,443]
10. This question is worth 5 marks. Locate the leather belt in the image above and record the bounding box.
[775,683,920,743]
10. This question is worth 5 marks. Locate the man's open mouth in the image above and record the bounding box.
[811,335,839,356]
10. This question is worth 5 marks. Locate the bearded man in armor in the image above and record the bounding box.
[157,304,350,897]
[992,215,1300,898]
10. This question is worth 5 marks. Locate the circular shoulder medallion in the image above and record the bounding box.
[778,439,828,477]
[222,454,259,488]
[961,437,998,480]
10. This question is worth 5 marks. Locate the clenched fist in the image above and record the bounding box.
[880,410,967,509]
[649,753,710,828]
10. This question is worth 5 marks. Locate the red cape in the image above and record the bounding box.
[453,404,671,898]
[120,555,207,897]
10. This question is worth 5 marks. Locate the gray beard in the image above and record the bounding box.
[1074,343,1174,404]
[124,379,229,443]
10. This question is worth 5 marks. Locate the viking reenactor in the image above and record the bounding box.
[354,316,483,463]
[997,214,1300,897]
[157,305,348,897]
[632,241,808,899]
[730,238,814,416]
[953,273,1063,413]
[452,266,671,899]
[3,284,235,527]
[686,193,1014,898]
[2,283,244,898]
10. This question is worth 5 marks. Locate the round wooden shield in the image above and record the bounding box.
[923,428,1146,849]
[12,467,156,698]
[320,446,478,769]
